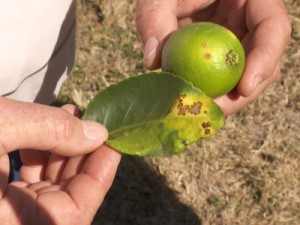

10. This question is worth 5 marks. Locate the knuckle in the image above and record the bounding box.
[53,109,77,143]
[277,12,292,40]
[136,0,158,18]
[279,5,292,39]
[135,1,167,28]
[274,65,282,81]
[284,18,292,39]
[0,142,8,156]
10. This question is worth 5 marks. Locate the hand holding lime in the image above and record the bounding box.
[161,22,245,98]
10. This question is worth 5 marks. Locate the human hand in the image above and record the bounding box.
[136,0,291,115]
[0,98,121,225]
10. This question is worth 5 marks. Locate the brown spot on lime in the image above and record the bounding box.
[201,43,208,48]
[225,49,239,66]
[204,53,211,60]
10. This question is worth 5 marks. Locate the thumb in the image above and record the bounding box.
[136,0,178,69]
[0,97,108,156]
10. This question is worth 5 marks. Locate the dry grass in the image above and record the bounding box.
[59,0,300,224]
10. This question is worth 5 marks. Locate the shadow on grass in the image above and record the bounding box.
[92,156,202,225]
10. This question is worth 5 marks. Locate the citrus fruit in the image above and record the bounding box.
[161,22,245,98]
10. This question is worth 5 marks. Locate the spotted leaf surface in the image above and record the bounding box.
[83,72,224,156]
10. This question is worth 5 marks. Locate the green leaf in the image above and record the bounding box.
[83,72,224,156]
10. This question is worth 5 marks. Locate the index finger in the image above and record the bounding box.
[136,0,178,69]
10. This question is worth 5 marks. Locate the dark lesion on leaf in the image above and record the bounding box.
[181,140,188,146]
[205,129,211,135]
[188,101,202,115]
[177,94,202,116]
[202,122,211,128]
[202,122,212,135]
[177,94,188,115]
[178,104,189,116]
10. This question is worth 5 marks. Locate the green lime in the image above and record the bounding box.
[161,22,245,98]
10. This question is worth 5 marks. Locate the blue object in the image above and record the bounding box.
[8,150,22,182]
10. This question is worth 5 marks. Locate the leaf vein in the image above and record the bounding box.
[120,101,135,126]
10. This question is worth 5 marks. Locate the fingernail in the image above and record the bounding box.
[144,37,159,68]
[81,121,108,141]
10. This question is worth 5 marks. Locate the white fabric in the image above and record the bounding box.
[0,0,75,104]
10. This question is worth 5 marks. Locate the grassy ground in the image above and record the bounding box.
[59,0,300,224]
